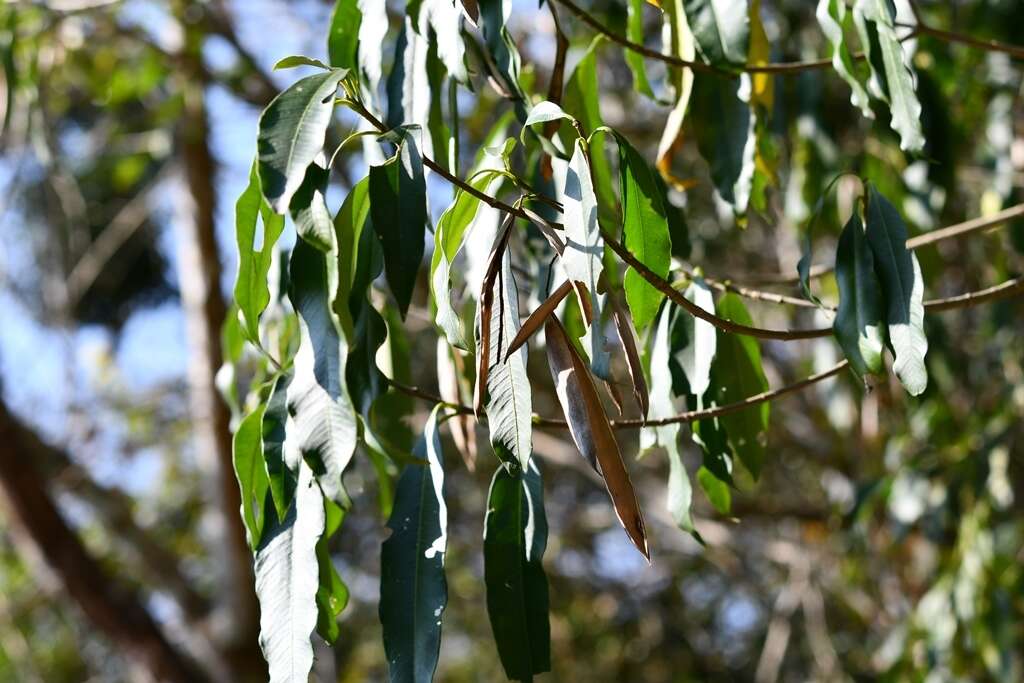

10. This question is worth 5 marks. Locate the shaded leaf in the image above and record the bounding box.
[612,303,649,418]
[505,279,573,359]
[484,459,551,681]
[816,0,873,118]
[545,317,649,559]
[626,0,656,99]
[864,185,928,395]
[690,73,755,216]
[369,133,428,318]
[263,373,297,521]
[478,0,526,109]
[258,69,347,213]
[234,162,286,343]
[834,210,885,377]
[380,405,448,683]
[683,0,750,68]
[233,400,271,549]
[255,461,324,683]
[315,498,349,645]
[289,160,333,253]
[656,0,696,180]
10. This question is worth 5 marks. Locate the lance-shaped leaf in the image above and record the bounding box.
[436,339,477,471]
[235,163,285,343]
[257,68,347,213]
[474,221,513,416]
[711,294,769,479]
[483,250,533,469]
[683,0,750,68]
[423,0,469,85]
[380,405,448,683]
[864,185,928,395]
[263,373,297,520]
[613,303,649,418]
[657,0,696,178]
[369,133,427,318]
[834,211,885,377]
[315,498,349,645]
[287,239,359,506]
[616,133,672,332]
[545,317,649,559]
[676,279,716,397]
[484,459,551,681]
[255,461,324,683]
[289,160,333,253]
[562,138,611,378]
[690,73,755,216]
[328,0,361,71]
[386,17,432,158]
[233,401,271,549]
[816,0,873,118]
[626,0,656,98]
[853,0,924,152]
[431,168,505,349]
[478,0,526,109]
[505,279,573,359]
[640,305,695,533]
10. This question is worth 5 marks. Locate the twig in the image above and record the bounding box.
[906,21,1024,61]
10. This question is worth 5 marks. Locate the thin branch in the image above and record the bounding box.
[923,275,1024,311]
[677,268,826,310]
[906,21,1024,61]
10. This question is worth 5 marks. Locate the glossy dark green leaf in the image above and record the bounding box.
[289,160,333,253]
[816,0,873,118]
[380,405,448,683]
[328,0,361,71]
[683,0,750,68]
[478,0,526,110]
[369,134,427,318]
[483,250,533,469]
[711,294,769,479]
[864,185,928,395]
[385,18,430,135]
[234,162,285,343]
[315,498,349,644]
[564,37,616,219]
[258,69,347,213]
[232,401,271,549]
[833,211,885,377]
[484,459,551,681]
[254,461,324,683]
[263,372,297,521]
[287,239,359,506]
[616,133,672,332]
[853,0,924,152]
[690,74,755,216]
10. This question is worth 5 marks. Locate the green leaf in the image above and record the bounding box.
[287,239,359,506]
[484,459,551,681]
[333,177,372,339]
[682,0,750,68]
[431,168,505,349]
[234,162,285,343]
[255,461,325,683]
[564,37,616,221]
[274,55,332,71]
[697,465,732,515]
[626,0,656,99]
[258,68,347,213]
[263,373,297,521]
[233,401,271,550]
[690,73,755,216]
[315,498,349,645]
[386,18,430,137]
[864,185,928,395]
[616,133,672,332]
[483,250,533,469]
[523,100,574,129]
[289,160,334,253]
[562,138,611,378]
[656,0,696,173]
[369,133,428,318]
[816,0,873,118]
[380,405,448,683]
[853,0,924,152]
[423,0,469,84]
[478,0,526,110]
[328,0,361,71]
[711,294,769,479]
[833,211,885,377]
[676,280,716,397]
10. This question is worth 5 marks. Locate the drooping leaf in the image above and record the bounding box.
[263,372,297,521]
[380,405,448,683]
[545,317,649,559]
[478,0,526,110]
[422,0,469,85]
[682,0,750,68]
[690,72,755,216]
[483,250,533,469]
[853,0,925,152]
[289,160,334,253]
[626,0,656,99]
[333,177,371,339]
[257,68,347,213]
[484,459,551,681]
[816,0,873,118]
[436,339,477,471]
[506,280,573,359]
[474,222,513,416]
[328,0,361,71]
[564,36,616,220]
[562,138,611,378]
[386,17,430,137]
[616,133,672,332]
[612,303,650,418]
[711,294,769,479]
[315,498,349,645]
[691,394,734,514]
[287,239,359,506]
[864,185,928,395]
[834,210,885,377]
[234,162,286,343]
[676,279,716,397]
[233,401,271,549]
[697,464,732,514]
[254,461,325,683]
[369,133,428,318]
[656,0,696,180]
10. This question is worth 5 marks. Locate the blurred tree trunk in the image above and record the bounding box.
[0,400,210,683]
[173,4,263,679]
